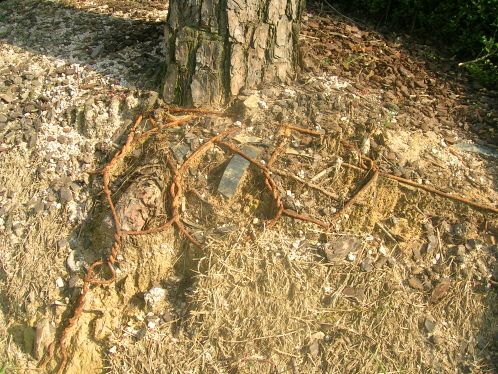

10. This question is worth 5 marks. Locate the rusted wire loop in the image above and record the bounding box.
[282,209,329,229]
[268,139,288,167]
[51,110,243,374]
[342,162,498,214]
[274,122,328,137]
[50,108,498,374]
[124,218,176,236]
[87,114,145,175]
[215,141,330,230]
[329,168,379,223]
[167,108,238,117]
[135,116,195,142]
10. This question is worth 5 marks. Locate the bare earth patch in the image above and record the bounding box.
[0,1,497,373]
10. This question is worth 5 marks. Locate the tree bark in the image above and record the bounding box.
[162,0,305,108]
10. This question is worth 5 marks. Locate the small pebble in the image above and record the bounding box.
[59,187,73,202]
[408,277,424,290]
[425,317,436,333]
[34,200,44,214]
[360,258,374,272]
[55,277,65,288]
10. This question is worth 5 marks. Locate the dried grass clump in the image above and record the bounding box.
[0,149,69,370]
[108,217,498,373]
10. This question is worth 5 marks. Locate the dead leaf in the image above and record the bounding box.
[430,278,451,304]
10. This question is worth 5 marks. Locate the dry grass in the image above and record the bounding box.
[0,148,69,371]
[2,124,498,374]
[107,215,498,374]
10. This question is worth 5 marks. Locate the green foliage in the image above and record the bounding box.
[463,36,498,87]
[335,0,498,87]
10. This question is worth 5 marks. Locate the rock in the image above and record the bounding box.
[12,222,24,237]
[425,234,438,255]
[78,154,94,164]
[412,245,422,261]
[324,236,362,262]
[456,244,466,256]
[66,250,81,273]
[33,318,56,360]
[453,222,471,238]
[23,104,37,113]
[444,136,457,144]
[415,80,427,89]
[171,142,190,163]
[360,258,374,272]
[374,255,388,268]
[309,340,319,357]
[465,239,483,251]
[162,313,173,323]
[309,331,324,357]
[218,144,261,198]
[9,110,22,119]
[408,277,424,290]
[68,275,81,288]
[28,132,37,148]
[398,66,410,77]
[135,328,147,340]
[412,266,424,275]
[59,187,73,202]
[55,277,65,288]
[54,66,67,74]
[387,258,397,268]
[420,123,431,132]
[144,287,167,313]
[400,86,411,98]
[476,335,487,350]
[431,335,444,346]
[118,179,162,231]
[342,286,365,302]
[33,200,44,214]
[424,316,436,333]
[57,135,68,144]
[243,95,260,109]
[58,239,70,251]
[0,93,14,103]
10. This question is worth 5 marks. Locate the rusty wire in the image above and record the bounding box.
[342,162,498,214]
[215,140,286,228]
[272,122,498,222]
[215,141,330,229]
[49,114,498,373]
[274,122,328,137]
[50,112,237,374]
[167,108,238,117]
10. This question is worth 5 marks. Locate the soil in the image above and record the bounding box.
[1,1,498,373]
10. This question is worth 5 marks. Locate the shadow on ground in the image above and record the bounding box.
[0,0,166,90]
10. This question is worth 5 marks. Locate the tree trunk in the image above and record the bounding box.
[162,0,305,108]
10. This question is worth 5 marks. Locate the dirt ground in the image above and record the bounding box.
[1,0,498,373]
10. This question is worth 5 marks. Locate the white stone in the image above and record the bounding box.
[243,95,260,109]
